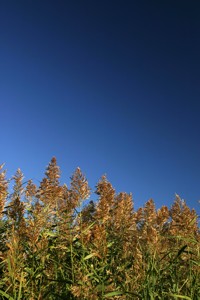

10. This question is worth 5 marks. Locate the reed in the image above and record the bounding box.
[0,158,199,299]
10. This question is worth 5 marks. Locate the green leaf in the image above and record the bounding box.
[107,242,114,248]
[83,253,99,260]
[177,245,187,257]
[104,291,124,298]
[0,290,14,300]
[165,294,192,300]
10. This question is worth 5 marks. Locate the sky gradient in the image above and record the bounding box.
[1,1,200,214]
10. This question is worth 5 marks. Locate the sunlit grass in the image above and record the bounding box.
[0,158,199,299]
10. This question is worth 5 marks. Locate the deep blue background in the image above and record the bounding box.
[1,1,200,213]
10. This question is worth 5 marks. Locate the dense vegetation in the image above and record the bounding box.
[0,158,199,299]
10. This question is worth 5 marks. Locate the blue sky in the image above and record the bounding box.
[0,1,200,214]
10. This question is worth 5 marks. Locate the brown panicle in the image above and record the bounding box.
[0,164,8,219]
[70,167,91,208]
[95,175,115,224]
[8,169,25,230]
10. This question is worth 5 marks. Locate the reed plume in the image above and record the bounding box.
[0,164,8,219]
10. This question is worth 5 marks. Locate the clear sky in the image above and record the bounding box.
[1,1,200,214]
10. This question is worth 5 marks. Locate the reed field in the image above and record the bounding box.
[0,157,199,299]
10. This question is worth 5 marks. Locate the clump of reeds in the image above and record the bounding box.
[0,157,199,299]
